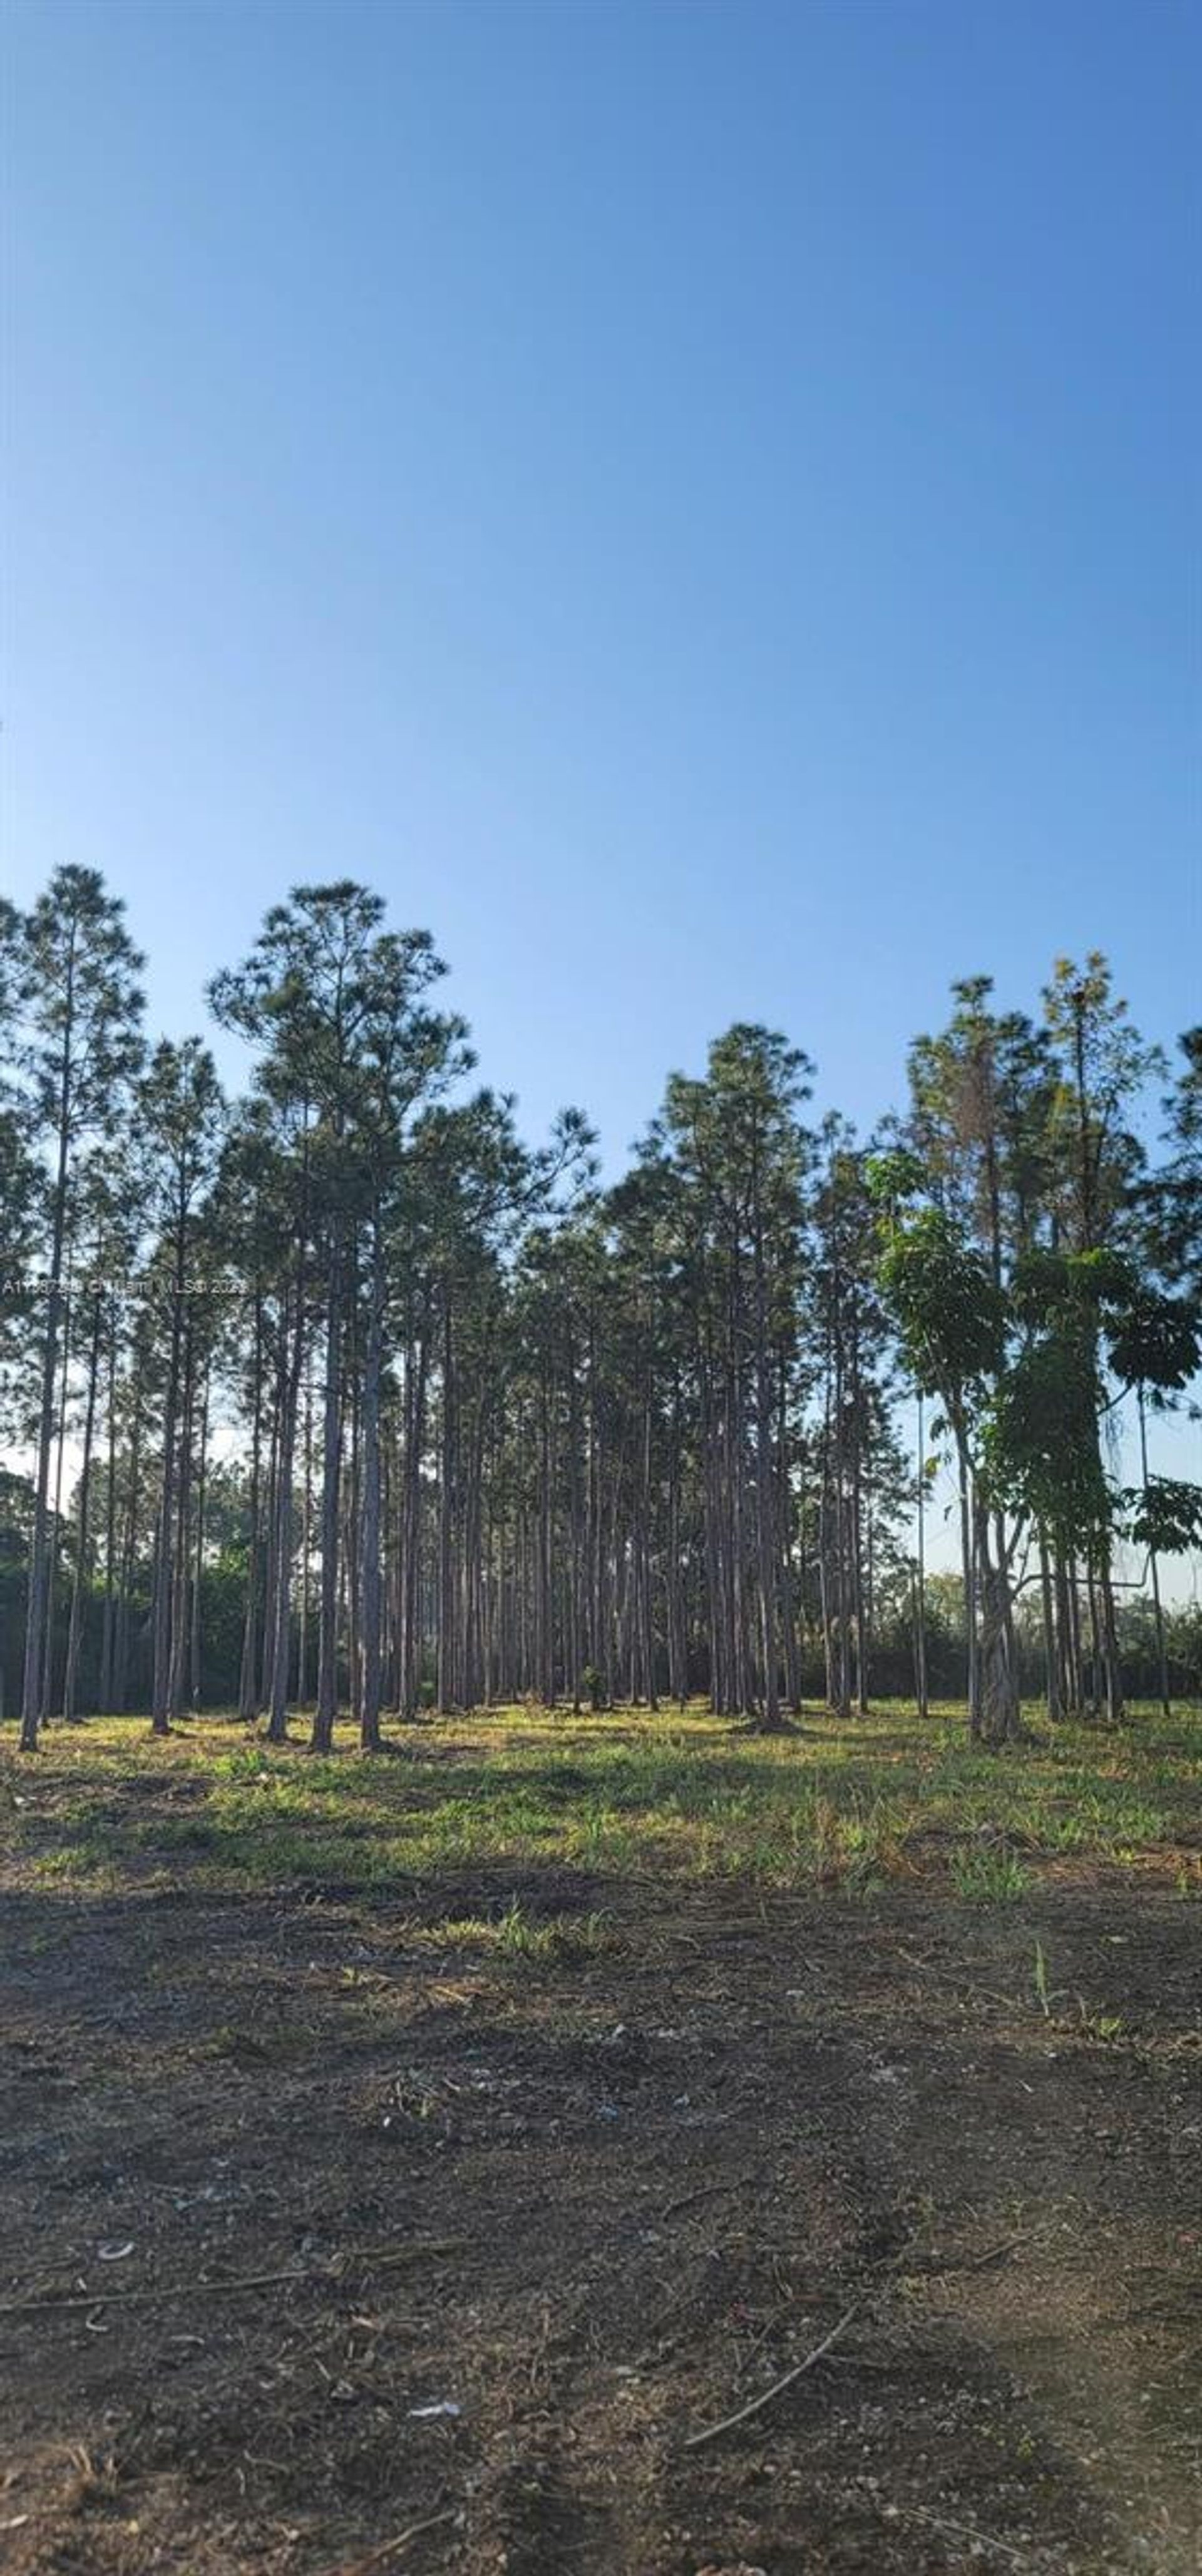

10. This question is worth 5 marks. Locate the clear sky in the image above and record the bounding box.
[3,0,1198,1172]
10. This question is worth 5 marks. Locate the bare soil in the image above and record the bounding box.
[2,1857,1199,2574]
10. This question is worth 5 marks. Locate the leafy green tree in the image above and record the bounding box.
[1140,1029,1202,1297]
[873,1153,1200,1744]
[870,1176,1019,1741]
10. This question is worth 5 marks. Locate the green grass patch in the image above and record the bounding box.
[950,1842,1031,1903]
[3,1698,1199,1906]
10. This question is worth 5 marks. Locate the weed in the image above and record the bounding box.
[1033,1939,1050,2017]
[1076,1999,1126,2044]
[950,1843,1030,1902]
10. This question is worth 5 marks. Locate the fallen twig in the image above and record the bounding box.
[905,2232,1029,2278]
[910,2502,1034,2567]
[316,2506,460,2574]
[0,2265,319,2317]
[366,2239,466,2270]
[659,2180,732,2224]
[682,2300,860,2449]
[0,2241,466,2318]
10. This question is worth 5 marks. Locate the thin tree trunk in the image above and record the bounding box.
[357,1217,386,1750]
[974,1506,1021,1745]
[168,1325,195,1719]
[266,1280,304,1745]
[960,1455,979,1734]
[63,1283,104,1722]
[99,1301,120,1713]
[190,1365,209,1709]
[239,1289,264,1721]
[151,1247,186,1736]
[1138,1387,1171,1718]
[914,1394,929,1719]
[751,1182,782,1731]
[1038,1532,1061,1722]
[115,1386,143,1714]
[312,1235,344,1751]
[41,1253,76,1724]
[20,925,77,1750]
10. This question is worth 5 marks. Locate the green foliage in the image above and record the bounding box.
[1104,1286,1200,1394]
[1140,1028,1202,1295]
[877,1208,1006,1404]
[1124,1476,1202,1558]
[877,1011,1200,1577]
[984,1323,1107,1543]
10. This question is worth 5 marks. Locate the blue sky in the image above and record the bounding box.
[4,0,1198,1174]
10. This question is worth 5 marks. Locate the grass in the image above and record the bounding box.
[2,1698,1199,1905]
[424,1896,616,1960]
[949,1843,1030,1902]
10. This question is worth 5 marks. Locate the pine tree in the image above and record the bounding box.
[17,870,145,1750]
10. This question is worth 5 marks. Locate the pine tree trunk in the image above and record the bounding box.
[151,1252,186,1735]
[266,1277,305,1743]
[357,1218,386,1750]
[437,1292,456,1713]
[168,1327,195,1719]
[751,1197,782,1730]
[20,938,76,1751]
[41,1257,75,1724]
[115,1389,142,1715]
[312,1236,344,1751]
[238,1292,264,1721]
[63,1284,103,1722]
[99,1302,120,1715]
[190,1368,209,1708]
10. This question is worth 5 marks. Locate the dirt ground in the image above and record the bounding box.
[2,1853,1199,2574]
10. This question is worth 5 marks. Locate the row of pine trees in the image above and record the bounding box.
[1,870,1198,1752]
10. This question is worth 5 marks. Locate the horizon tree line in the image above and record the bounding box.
[1,868,1199,1753]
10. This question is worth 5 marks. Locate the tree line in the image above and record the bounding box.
[1,869,1198,1752]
